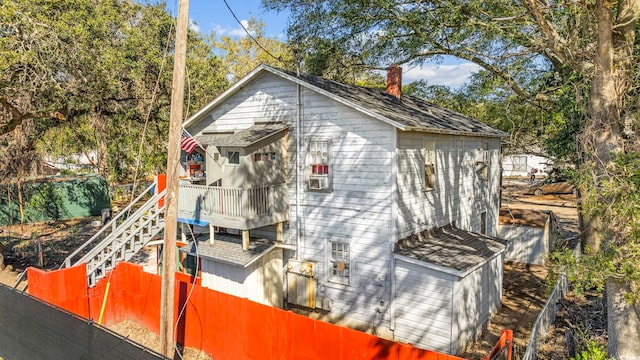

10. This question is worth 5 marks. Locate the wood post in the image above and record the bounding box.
[209,223,215,245]
[276,222,284,242]
[160,0,189,357]
[242,230,250,251]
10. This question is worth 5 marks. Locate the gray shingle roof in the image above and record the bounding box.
[395,224,507,273]
[179,233,276,267]
[277,67,507,137]
[197,123,289,147]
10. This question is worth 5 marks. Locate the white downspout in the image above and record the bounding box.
[389,129,398,332]
[295,82,302,260]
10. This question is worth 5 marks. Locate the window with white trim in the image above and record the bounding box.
[329,241,350,285]
[512,156,527,172]
[227,150,240,164]
[480,142,490,181]
[308,140,331,191]
[424,141,436,191]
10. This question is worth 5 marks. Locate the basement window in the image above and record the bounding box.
[329,241,350,285]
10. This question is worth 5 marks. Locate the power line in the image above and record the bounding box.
[221,0,283,63]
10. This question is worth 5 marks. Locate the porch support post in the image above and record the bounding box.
[209,223,215,245]
[276,222,284,242]
[242,230,250,251]
[180,223,187,243]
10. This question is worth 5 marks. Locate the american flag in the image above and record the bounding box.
[181,129,199,154]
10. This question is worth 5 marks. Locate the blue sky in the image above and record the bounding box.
[166,0,479,87]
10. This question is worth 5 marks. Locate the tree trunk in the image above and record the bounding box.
[17,179,24,224]
[581,0,627,254]
[607,278,640,359]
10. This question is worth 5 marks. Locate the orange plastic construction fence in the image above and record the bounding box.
[28,263,492,360]
[481,329,513,360]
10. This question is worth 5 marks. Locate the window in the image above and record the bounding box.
[512,156,527,172]
[480,142,490,181]
[308,140,331,191]
[424,141,436,191]
[227,151,240,164]
[182,254,201,278]
[480,211,487,234]
[329,241,350,285]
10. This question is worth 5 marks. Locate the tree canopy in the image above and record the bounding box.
[0,0,228,182]
[265,0,640,302]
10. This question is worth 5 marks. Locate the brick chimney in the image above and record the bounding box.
[386,64,402,100]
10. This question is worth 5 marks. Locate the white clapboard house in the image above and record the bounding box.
[176,64,508,355]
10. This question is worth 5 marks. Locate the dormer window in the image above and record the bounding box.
[227,150,240,164]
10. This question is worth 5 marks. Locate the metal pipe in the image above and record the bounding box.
[295,83,302,260]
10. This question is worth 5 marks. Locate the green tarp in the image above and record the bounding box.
[0,174,110,226]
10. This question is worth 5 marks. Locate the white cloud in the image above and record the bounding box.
[209,20,256,37]
[403,62,481,87]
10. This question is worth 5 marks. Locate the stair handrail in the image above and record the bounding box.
[78,189,165,268]
[84,201,165,284]
[61,182,160,269]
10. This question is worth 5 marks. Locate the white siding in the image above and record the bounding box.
[394,253,504,355]
[186,70,506,350]
[394,259,455,353]
[200,248,283,307]
[290,87,396,329]
[188,72,297,136]
[201,260,247,299]
[452,253,503,354]
[500,224,548,265]
[503,154,552,177]
[395,134,501,240]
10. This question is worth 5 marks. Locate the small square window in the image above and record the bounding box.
[227,151,240,164]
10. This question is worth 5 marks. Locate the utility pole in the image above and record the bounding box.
[160,0,189,357]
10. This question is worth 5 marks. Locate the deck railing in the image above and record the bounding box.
[178,183,286,219]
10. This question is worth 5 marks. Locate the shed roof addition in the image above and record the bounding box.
[395,225,507,275]
[197,123,289,147]
[179,234,276,268]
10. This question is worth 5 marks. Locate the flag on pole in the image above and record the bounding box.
[181,129,199,154]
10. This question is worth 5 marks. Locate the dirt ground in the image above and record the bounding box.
[108,320,212,360]
[0,217,101,286]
